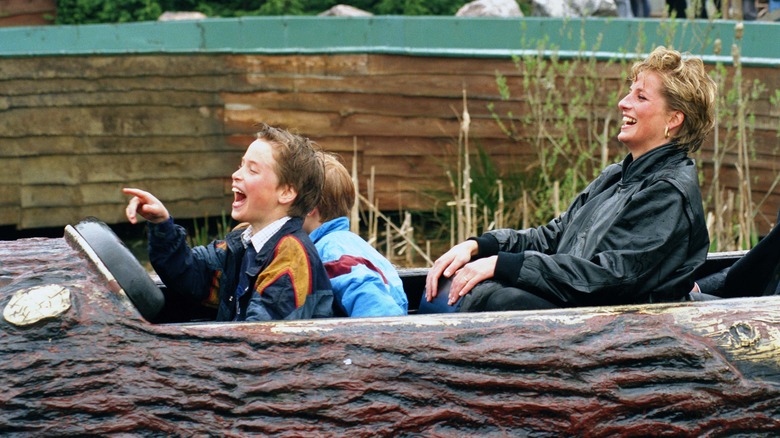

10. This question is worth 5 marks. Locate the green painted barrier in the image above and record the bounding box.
[0,16,778,66]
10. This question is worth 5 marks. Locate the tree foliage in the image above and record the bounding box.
[56,0,164,24]
[55,0,476,23]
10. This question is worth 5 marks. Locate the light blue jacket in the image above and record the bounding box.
[309,217,408,317]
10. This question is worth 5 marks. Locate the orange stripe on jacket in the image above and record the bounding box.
[203,240,229,308]
[253,235,312,307]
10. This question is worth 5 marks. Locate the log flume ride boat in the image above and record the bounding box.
[1,218,779,436]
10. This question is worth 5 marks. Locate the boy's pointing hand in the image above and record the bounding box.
[122,188,170,224]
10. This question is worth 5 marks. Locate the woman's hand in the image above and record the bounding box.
[446,255,497,306]
[425,240,478,302]
[123,188,170,224]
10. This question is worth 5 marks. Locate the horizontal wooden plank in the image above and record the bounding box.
[699,166,780,194]
[1,106,223,137]
[359,136,537,157]
[222,91,518,119]
[739,65,780,93]
[223,108,519,138]
[0,0,55,27]
[368,54,536,76]
[19,152,239,185]
[19,197,233,230]
[19,205,87,229]
[370,190,446,212]
[1,135,239,158]
[241,73,507,100]
[0,75,241,97]
[359,173,447,192]
[0,0,54,14]
[162,198,236,220]
[698,153,780,172]
[0,157,19,184]
[20,178,230,208]
[748,128,780,150]
[0,14,52,27]
[0,55,239,80]
[368,54,630,79]
[0,185,19,205]
[226,54,372,76]
[224,106,616,142]
[0,206,19,226]
[4,89,224,109]
[228,54,630,80]
[361,154,472,178]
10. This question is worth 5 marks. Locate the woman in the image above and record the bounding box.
[425,46,717,312]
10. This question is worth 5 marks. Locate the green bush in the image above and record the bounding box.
[55,0,492,24]
[56,0,163,24]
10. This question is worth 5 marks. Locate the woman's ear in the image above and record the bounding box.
[668,110,685,131]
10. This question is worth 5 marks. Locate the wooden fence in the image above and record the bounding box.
[0,0,55,27]
[0,17,778,235]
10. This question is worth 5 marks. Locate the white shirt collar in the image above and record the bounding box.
[240,217,291,253]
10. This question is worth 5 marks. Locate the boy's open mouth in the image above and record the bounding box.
[232,187,247,208]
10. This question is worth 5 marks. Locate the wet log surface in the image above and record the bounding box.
[1,235,780,436]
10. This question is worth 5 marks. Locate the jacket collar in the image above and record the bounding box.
[309,216,350,244]
[226,216,305,257]
[621,143,687,183]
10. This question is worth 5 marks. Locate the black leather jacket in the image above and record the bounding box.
[474,144,709,306]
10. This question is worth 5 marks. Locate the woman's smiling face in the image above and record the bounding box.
[618,71,677,158]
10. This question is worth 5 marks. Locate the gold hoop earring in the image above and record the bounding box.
[664,126,670,139]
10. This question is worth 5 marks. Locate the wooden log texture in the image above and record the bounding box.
[0,0,55,27]
[0,53,778,231]
[1,234,780,435]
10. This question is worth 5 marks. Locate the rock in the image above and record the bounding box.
[318,5,373,17]
[532,0,618,17]
[157,11,208,21]
[456,0,524,17]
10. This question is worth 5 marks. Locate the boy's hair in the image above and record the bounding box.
[255,123,324,218]
[317,152,356,223]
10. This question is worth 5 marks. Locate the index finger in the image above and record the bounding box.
[425,251,460,301]
[122,187,149,200]
[425,261,447,301]
[122,188,150,224]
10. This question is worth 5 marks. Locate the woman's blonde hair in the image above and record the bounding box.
[629,46,717,153]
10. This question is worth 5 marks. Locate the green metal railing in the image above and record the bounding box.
[0,16,778,66]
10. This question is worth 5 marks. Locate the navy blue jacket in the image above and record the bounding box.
[148,216,334,322]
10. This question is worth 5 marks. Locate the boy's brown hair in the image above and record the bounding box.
[316,152,356,223]
[255,123,324,218]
